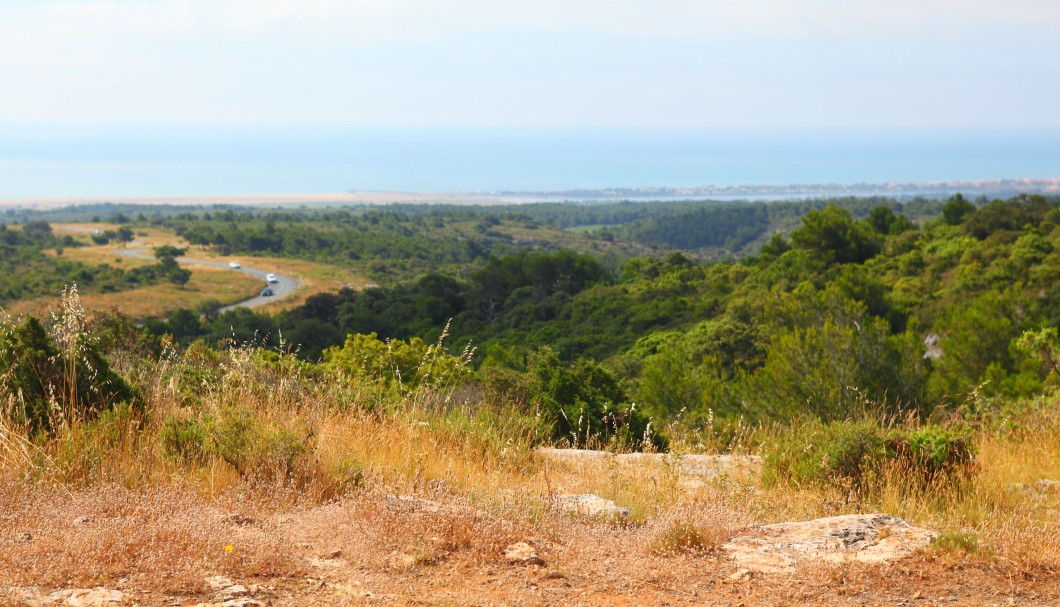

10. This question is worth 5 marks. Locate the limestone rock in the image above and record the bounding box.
[219,585,248,599]
[722,513,937,573]
[536,448,762,481]
[1009,479,1060,505]
[219,600,263,607]
[726,568,753,583]
[386,551,417,570]
[1036,479,1060,494]
[47,588,125,606]
[554,494,629,518]
[188,600,263,607]
[305,556,346,570]
[504,542,544,565]
[204,577,236,591]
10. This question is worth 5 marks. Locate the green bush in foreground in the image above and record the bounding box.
[763,419,976,498]
[160,407,308,475]
[0,315,137,435]
[763,419,886,495]
[527,347,666,451]
[887,426,976,478]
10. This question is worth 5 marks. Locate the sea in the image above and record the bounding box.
[1,125,1058,201]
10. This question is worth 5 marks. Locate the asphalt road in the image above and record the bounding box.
[114,248,299,311]
[48,227,300,311]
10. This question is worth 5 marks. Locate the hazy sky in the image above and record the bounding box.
[2,0,1059,129]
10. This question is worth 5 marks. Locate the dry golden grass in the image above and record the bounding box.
[3,265,265,319]
[0,482,303,592]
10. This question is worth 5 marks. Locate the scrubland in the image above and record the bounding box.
[1,294,1058,606]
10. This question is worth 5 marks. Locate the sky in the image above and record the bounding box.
[2,0,1060,130]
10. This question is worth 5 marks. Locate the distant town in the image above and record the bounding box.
[3,178,1059,210]
[486,177,1060,202]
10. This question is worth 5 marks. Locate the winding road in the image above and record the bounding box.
[115,248,299,311]
[51,225,300,311]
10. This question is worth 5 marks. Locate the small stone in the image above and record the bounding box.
[727,568,753,583]
[16,532,32,542]
[541,570,565,580]
[219,585,248,598]
[386,552,417,570]
[321,549,343,559]
[504,542,544,565]
[221,600,263,607]
[221,514,256,526]
[306,556,345,569]
[204,576,236,591]
[188,601,263,607]
[73,516,92,526]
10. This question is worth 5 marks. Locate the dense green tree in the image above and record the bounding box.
[527,347,662,449]
[942,194,976,225]
[790,205,880,265]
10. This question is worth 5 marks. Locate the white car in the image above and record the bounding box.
[265,273,278,283]
[228,260,241,269]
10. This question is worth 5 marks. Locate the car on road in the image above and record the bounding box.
[265,273,278,283]
[228,260,241,269]
[260,287,274,297]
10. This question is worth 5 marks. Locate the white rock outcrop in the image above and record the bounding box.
[553,493,630,518]
[536,448,762,480]
[722,513,937,573]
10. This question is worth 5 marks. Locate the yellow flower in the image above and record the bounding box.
[224,545,234,552]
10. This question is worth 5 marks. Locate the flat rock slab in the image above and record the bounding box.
[554,493,630,518]
[5,588,130,606]
[504,541,544,565]
[536,448,761,479]
[722,513,938,573]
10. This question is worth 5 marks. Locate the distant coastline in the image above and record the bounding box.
[3,178,1058,210]
[486,178,1060,201]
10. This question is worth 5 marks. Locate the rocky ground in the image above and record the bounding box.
[2,451,1057,606]
[2,486,1057,607]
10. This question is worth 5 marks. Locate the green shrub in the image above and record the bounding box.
[763,419,887,495]
[0,315,137,435]
[887,426,976,478]
[160,407,309,476]
[933,530,989,556]
[255,426,307,474]
[321,332,473,392]
[160,414,211,463]
[526,347,665,451]
[764,420,978,497]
